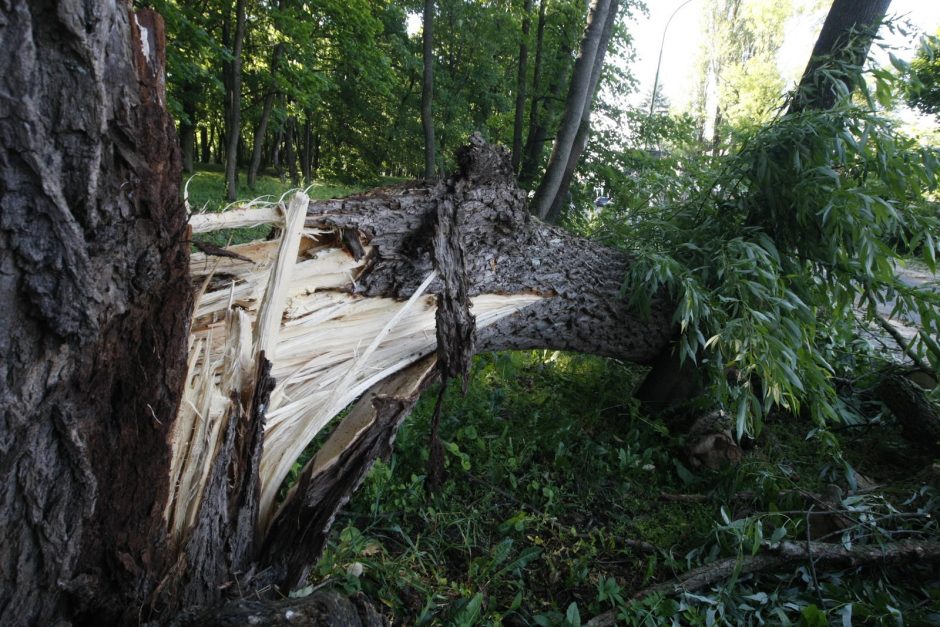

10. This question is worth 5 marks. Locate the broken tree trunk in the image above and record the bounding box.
[0,4,191,625]
[165,134,675,611]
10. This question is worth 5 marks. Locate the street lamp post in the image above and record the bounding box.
[648,0,698,117]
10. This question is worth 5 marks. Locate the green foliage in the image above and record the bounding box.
[312,350,940,624]
[608,42,940,437]
[905,31,940,118]
[315,352,720,623]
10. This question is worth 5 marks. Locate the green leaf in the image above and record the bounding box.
[565,602,581,627]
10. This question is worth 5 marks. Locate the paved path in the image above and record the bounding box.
[864,261,938,361]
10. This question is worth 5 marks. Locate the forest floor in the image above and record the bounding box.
[311,351,939,626]
[186,171,940,625]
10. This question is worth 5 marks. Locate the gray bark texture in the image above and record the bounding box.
[530,0,611,219]
[0,4,190,624]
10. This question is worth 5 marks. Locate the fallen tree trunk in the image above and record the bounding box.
[876,373,940,455]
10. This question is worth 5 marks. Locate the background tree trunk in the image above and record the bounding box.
[511,0,534,171]
[248,41,285,189]
[0,5,190,624]
[529,0,611,219]
[544,0,619,224]
[518,0,548,182]
[422,0,437,180]
[180,83,199,173]
[224,0,247,201]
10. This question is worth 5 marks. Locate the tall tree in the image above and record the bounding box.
[223,0,247,201]
[248,0,286,189]
[636,0,894,411]
[422,0,437,180]
[529,0,613,219]
[519,0,572,185]
[512,0,534,170]
[544,0,619,223]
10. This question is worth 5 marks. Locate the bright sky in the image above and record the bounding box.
[627,0,940,111]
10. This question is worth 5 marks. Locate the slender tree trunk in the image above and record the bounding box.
[519,0,570,186]
[208,123,217,163]
[180,83,198,173]
[248,42,285,189]
[312,124,321,175]
[422,0,437,181]
[284,114,298,185]
[224,0,247,201]
[0,5,190,624]
[530,0,612,220]
[301,111,312,182]
[200,126,210,164]
[511,0,534,171]
[544,0,619,224]
[273,110,284,177]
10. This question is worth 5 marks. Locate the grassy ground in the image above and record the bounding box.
[184,164,365,246]
[310,352,940,625]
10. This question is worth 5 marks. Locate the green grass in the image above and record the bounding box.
[308,351,940,625]
[314,353,722,623]
[184,165,366,246]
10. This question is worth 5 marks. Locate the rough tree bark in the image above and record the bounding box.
[0,4,190,624]
[1,4,677,623]
[530,0,611,219]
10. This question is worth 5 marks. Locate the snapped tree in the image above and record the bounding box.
[0,3,671,624]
